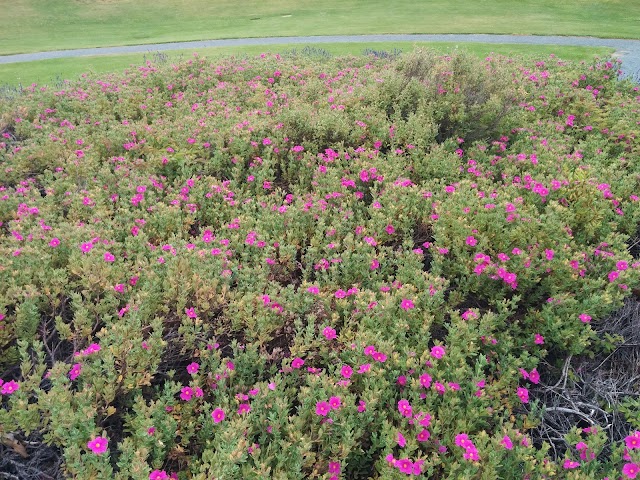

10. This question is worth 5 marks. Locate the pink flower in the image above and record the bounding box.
[211,408,225,423]
[517,387,529,403]
[400,298,415,310]
[180,387,193,401]
[322,326,337,340]
[534,333,545,345]
[87,436,109,455]
[455,433,471,448]
[419,373,432,388]
[149,470,169,480]
[395,458,413,474]
[609,270,619,282]
[430,345,445,359]
[398,399,413,418]
[623,463,640,479]
[397,431,406,447]
[417,429,431,442]
[358,363,371,373]
[617,261,629,271]
[528,369,540,384]
[186,362,200,375]
[237,403,251,415]
[340,365,353,379]
[625,432,640,450]
[357,400,367,412]
[185,307,197,319]
[68,363,82,380]
[328,396,342,410]
[579,313,592,323]
[315,401,331,417]
[563,459,580,469]
[291,358,304,369]
[80,242,93,253]
[1,380,20,395]
[49,237,60,248]
[466,236,477,246]
[372,352,387,363]
[501,435,513,450]
[103,251,115,262]
[307,286,319,294]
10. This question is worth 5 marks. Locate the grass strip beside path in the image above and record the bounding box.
[0,43,615,88]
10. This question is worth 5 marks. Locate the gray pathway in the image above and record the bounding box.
[2,34,639,79]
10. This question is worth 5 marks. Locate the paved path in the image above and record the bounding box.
[2,34,639,79]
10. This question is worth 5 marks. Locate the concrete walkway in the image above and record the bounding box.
[2,34,639,79]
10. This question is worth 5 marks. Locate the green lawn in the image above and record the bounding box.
[0,42,615,87]
[1,0,638,56]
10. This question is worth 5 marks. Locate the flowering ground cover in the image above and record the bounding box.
[0,49,639,479]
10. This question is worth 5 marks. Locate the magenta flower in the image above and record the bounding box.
[617,261,629,271]
[328,461,341,474]
[49,238,60,248]
[180,387,193,401]
[430,345,445,359]
[625,432,640,450]
[185,307,197,319]
[528,369,540,384]
[87,436,109,455]
[80,242,93,253]
[397,431,406,447]
[315,401,331,417]
[400,298,415,310]
[517,387,529,403]
[395,458,413,474]
[623,463,640,479]
[534,333,545,345]
[563,459,580,469]
[340,365,353,379]
[322,326,337,340]
[579,313,592,323]
[465,236,477,246]
[397,399,413,418]
[417,429,431,442]
[103,251,115,262]
[149,470,169,480]
[501,435,514,450]
[419,373,432,388]
[186,362,200,375]
[328,396,342,410]
[211,408,225,423]
[455,433,471,448]
[68,363,82,381]
[291,357,304,369]
[1,380,20,395]
[237,403,251,415]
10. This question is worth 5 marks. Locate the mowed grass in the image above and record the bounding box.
[1,0,639,56]
[0,42,615,87]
